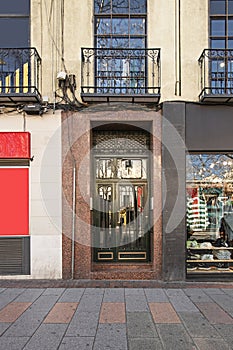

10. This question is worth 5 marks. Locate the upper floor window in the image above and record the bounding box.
[0,0,30,47]
[94,0,147,49]
[210,0,233,48]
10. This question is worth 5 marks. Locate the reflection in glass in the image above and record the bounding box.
[228,19,233,35]
[187,154,233,232]
[94,0,111,14]
[210,0,226,14]
[228,0,233,14]
[211,39,225,49]
[112,0,129,14]
[211,19,225,36]
[112,18,129,34]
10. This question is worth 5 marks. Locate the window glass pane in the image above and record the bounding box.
[130,18,145,34]
[96,37,112,48]
[0,0,29,14]
[130,0,146,13]
[0,19,29,47]
[211,19,225,35]
[94,0,111,14]
[112,18,129,34]
[228,0,233,14]
[112,0,129,13]
[130,38,145,48]
[211,39,226,48]
[210,0,226,14]
[228,19,233,35]
[228,39,233,47]
[96,18,111,35]
[112,37,129,48]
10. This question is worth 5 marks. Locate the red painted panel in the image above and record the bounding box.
[0,168,29,235]
[0,132,31,158]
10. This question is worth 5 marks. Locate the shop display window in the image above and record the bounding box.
[186,153,233,274]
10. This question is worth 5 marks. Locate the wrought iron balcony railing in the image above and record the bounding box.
[0,48,42,105]
[199,49,233,103]
[81,48,160,104]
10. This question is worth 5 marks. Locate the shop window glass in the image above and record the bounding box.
[186,154,233,274]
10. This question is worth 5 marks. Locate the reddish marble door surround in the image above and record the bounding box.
[62,104,162,280]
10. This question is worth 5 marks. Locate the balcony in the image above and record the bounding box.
[199,49,233,103]
[0,48,42,105]
[81,48,160,104]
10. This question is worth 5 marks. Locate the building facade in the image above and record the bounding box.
[0,0,233,281]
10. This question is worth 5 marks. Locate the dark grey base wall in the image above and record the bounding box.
[0,237,30,275]
[162,101,233,281]
[162,102,186,281]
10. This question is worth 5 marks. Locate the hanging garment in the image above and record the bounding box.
[187,196,209,231]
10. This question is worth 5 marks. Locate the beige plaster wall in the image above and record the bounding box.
[31,0,209,104]
[0,111,62,279]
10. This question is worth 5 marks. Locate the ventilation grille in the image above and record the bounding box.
[93,131,150,155]
[0,238,30,275]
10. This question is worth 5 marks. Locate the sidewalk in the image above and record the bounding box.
[0,283,233,349]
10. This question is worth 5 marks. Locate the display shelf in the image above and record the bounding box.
[188,247,233,250]
[187,259,233,262]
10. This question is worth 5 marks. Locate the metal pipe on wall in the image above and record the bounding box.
[175,0,181,96]
[71,165,76,279]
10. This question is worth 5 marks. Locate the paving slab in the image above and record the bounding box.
[127,312,158,338]
[58,288,84,302]
[178,311,222,338]
[0,336,30,350]
[149,302,181,324]
[214,324,233,348]
[66,310,100,337]
[0,288,25,310]
[221,288,233,297]
[125,289,149,312]
[99,302,126,323]
[193,337,230,350]
[196,302,233,324]
[3,295,61,337]
[165,289,199,312]
[83,288,105,296]
[208,293,233,317]
[23,323,67,350]
[13,288,45,303]
[0,302,31,322]
[103,288,125,302]
[77,293,103,312]
[183,288,213,303]
[43,302,78,324]
[58,336,94,350]
[0,323,11,336]
[157,324,197,350]
[128,337,164,350]
[144,288,169,303]
[93,324,127,350]
[42,288,65,296]
[202,288,226,295]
